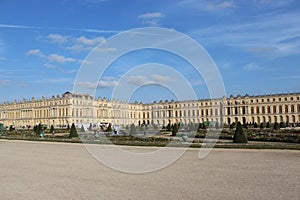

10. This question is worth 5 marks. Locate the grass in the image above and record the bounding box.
[1,134,300,150]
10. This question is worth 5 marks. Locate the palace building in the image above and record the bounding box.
[0,92,299,128]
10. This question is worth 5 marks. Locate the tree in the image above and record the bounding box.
[266,122,271,128]
[50,125,55,134]
[88,123,92,131]
[260,123,265,129]
[253,122,258,128]
[172,123,179,136]
[69,123,78,138]
[35,123,42,136]
[233,122,248,143]
[274,122,280,130]
[80,125,85,132]
[129,123,137,135]
[106,123,112,132]
[229,122,236,129]
[197,123,202,131]
[166,123,172,131]
[67,124,70,130]
[280,122,286,128]
[9,125,14,131]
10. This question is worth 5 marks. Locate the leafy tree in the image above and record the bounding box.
[172,123,179,136]
[80,125,85,132]
[253,122,258,128]
[233,122,248,143]
[129,123,137,135]
[88,123,92,131]
[166,123,172,131]
[69,123,78,138]
[215,121,220,129]
[260,123,265,129]
[280,122,286,128]
[34,123,42,136]
[106,123,112,132]
[9,125,14,131]
[197,123,202,132]
[266,122,271,128]
[229,122,236,129]
[49,125,54,132]
[274,122,280,130]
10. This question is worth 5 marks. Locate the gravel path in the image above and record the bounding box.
[0,140,299,200]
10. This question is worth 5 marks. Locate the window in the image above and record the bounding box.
[285,105,289,113]
[273,105,277,113]
[291,105,295,113]
[279,105,283,113]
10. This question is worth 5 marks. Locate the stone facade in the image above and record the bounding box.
[0,92,299,128]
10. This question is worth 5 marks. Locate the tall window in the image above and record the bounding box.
[285,105,289,113]
[279,105,282,114]
[273,105,277,113]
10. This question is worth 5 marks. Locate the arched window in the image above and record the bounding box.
[273,105,277,113]
[291,105,295,113]
[279,105,282,114]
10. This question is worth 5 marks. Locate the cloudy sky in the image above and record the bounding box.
[0,0,299,102]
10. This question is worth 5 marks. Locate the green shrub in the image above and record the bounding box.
[171,123,179,136]
[233,122,248,143]
[69,123,78,138]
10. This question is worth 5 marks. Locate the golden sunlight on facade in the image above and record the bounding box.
[0,92,299,128]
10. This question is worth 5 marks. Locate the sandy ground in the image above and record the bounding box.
[0,140,299,200]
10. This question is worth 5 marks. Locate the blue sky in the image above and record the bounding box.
[0,0,299,103]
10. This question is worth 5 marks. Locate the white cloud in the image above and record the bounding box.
[44,34,107,53]
[138,12,165,19]
[243,63,264,71]
[44,63,57,70]
[177,0,235,12]
[66,44,91,53]
[126,76,149,85]
[35,78,71,84]
[17,83,29,88]
[48,54,76,64]
[206,1,235,10]
[151,74,174,83]
[76,36,105,46]
[27,49,77,65]
[0,23,38,29]
[44,63,77,74]
[191,11,300,58]
[125,74,173,85]
[26,49,45,57]
[0,79,9,86]
[138,12,165,26]
[74,81,97,89]
[47,33,69,43]
[98,80,118,88]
